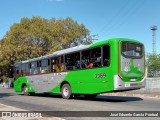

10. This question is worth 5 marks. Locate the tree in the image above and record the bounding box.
[0,16,93,78]
[48,17,92,52]
[147,53,160,77]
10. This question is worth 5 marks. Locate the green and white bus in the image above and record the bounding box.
[14,38,146,99]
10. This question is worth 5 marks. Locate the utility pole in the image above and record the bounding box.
[150,26,157,54]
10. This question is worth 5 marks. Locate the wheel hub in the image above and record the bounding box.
[63,87,69,96]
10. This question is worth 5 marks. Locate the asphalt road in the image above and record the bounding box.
[0,87,160,120]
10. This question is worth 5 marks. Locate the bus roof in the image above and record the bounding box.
[90,38,142,48]
[14,38,143,65]
[53,44,89,56]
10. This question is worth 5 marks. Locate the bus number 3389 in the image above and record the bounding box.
[95,73,106,78]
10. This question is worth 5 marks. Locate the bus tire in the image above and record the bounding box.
[22,85,30,96]
[61,84,72,99]
[84,94,97,99]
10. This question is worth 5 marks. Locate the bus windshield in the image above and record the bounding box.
[122,42,143,58]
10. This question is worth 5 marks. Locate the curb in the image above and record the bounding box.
[101,92,160,99]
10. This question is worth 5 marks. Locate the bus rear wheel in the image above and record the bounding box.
[22,85,35,96]
[61,84,72,99]
[22,85,30,96]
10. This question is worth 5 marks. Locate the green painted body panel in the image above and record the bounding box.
[63,66,114,94]
[49,84,61,93]
[14,76,36,92]
[14,38,145,94]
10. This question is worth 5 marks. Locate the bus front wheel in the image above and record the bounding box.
[61,84,72,99]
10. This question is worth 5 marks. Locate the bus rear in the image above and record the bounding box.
[114,40,145,91]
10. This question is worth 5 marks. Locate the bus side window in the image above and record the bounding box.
[81,50,90,69]
[81,47,101,69]
[74,52,80,69]
[65,52,80,70]
[41,59,50,73]
[90,47,101,67]
[15,66,21,78]
[25,63,29,75]
[103,45,110,66]
[38,61,41,67]
[55,56,66,72]
[16,70,19,74]
[30,61,38,75]
[15,69,19,79]
[21,64,26,76]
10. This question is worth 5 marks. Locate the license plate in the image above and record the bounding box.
[125,83,130,87]
[130,79,136,82]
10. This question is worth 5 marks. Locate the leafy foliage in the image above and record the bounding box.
[147,53,160,77]
[0,16,93,78]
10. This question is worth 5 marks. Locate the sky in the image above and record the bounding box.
[0,0,160,54]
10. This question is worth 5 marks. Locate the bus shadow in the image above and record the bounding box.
[18,93,143,102]
[87,95,143,102]
[18,93,62,99]
[0,93,14,98]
